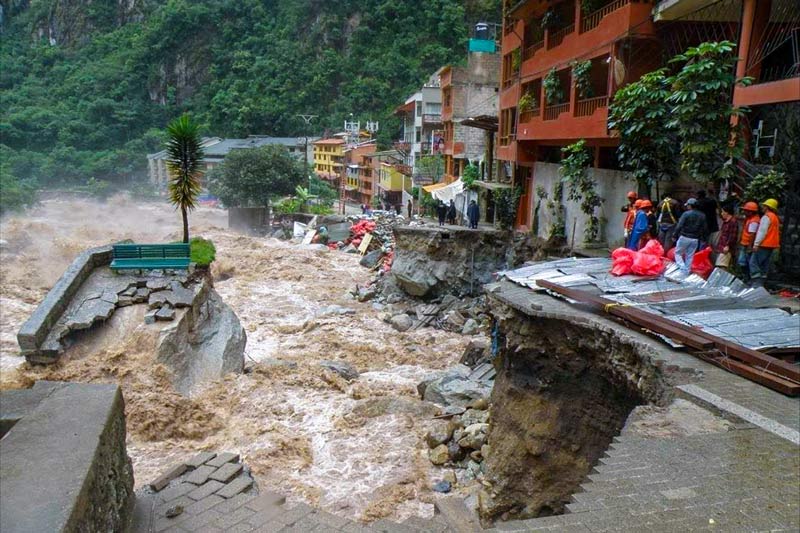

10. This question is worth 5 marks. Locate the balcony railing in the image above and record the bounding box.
[547,23,574,49]
[519,107,541,122]
[543,103,569,120]
[423,114,442,124]
[393,141,411,152]
[574,95,608,117]
[581,0,631,32]
[395,164,413,176]
[522,40,544,61]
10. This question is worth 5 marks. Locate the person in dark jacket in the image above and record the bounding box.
[695,190,719,242]
[436,200,447,226]
[672,198,708,274]
[447,200,457,225]
[407,199,413,219]
[467,200,480,229]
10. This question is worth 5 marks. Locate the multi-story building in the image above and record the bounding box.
[312,138,346,185]
[441,48,501,183]
[371,150,412,210]
[147,136,317,190]
[498,0,798,236]
[394,72,444,182]
[344,141,378,205]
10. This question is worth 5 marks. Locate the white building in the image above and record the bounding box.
[394,72,444,183]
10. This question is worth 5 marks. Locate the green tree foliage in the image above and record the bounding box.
[743,170,788,204]
[495,187,521,230]
[666,41,752,184]
[543,68,564,105]
[607,69,677,190]
[165,114,204,243]
[560,140,603,242]
[416,155,445,183]
[571,59,593,99]
[207,145,305,208]
[2,0,498,187]
[462,163,480,189]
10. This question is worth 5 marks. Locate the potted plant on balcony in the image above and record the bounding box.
[511,47,521,73]
[541,9,561,30]
[543,68,564,105]
[572,59,593,99]
[519,91,537,113]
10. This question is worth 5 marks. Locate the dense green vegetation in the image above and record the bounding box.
[0,0,500,213]
[189,236,216,266]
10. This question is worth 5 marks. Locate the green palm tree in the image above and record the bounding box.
[165,114,204,243]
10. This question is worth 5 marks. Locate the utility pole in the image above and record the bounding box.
[297,114,317,188]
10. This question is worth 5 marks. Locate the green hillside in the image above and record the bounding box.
[0,0,500,198]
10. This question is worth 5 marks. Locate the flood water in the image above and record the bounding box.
[0,196,468,522]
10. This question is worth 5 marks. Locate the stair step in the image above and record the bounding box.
[434,497,482,533]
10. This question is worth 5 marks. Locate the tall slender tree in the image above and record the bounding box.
[165,114,204,243]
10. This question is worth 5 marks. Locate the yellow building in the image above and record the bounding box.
[377,160,412,207]
[312,138,346,181]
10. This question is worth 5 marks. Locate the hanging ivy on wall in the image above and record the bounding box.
[543,68,564,105]
[495,187,522,230]
[518,91,537,112]
[560,140,604,242]
[511,48,522,73]
[546,181,566,241]
[571,59,593,99]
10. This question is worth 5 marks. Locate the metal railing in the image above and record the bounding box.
[547,23,574,49]
[543,103,569,120]
[581,0,631,32]
[574,96,608,117]
[522,40,544,61]
[423,114,442,123]
[519,108,541,122]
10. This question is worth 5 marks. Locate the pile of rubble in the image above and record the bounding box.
[369,293,492,335]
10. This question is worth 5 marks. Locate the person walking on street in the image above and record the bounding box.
[749,198,781,286]
[627,199,651,250]
[447,200,457,225]
[657,196,681,251]
[714,205,738,271]
[621,191,638,242]
[407,199,413,219]
[737,201,760,281]
[467,200,480,229]
[672,198,708,275]
[436,200,447,226]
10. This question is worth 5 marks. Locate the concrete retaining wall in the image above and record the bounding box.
[17,244,113,357]
[0,381,135,532]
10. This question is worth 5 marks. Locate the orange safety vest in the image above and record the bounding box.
[740,214,760,247]
[624,208,636,230]
[761,211,780,248]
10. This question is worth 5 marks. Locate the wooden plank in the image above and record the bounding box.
[707,356,800,396]
[358,233,373,255]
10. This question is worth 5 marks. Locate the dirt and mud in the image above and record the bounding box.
[0,197,469,522]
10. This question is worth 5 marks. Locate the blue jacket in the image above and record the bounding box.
[627,210,649,250]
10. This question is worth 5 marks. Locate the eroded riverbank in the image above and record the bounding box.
[0,197,469,522]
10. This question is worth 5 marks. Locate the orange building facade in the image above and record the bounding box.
[499,0,799,230]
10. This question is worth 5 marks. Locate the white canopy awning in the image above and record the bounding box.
[431,179,464,203]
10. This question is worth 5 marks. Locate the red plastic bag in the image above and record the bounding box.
[631,252,665,275]
[639,239,664,258]
[611,247,635,276]
[692,247,713,278]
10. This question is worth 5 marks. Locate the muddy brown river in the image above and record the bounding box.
[0,196,468,522]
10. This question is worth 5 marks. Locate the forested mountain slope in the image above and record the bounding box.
[0,0,500,190]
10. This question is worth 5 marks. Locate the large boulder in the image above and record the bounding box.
[422,366,492,408]
[157,280,246,394]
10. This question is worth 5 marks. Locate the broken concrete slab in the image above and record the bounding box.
[146,279,170,291]
[144,309,158,325]
[155,306,176,321]
[64,297,116,331]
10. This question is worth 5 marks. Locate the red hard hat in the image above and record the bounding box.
[634,199,644,208]
[639,200,653,208]
[742,201,759,212]
[627,191,638,199]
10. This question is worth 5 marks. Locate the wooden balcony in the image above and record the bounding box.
[423,114,442,124]
[522,40,544,61]
[543,103,569,121]
[581,0,632,32]
[519,107,541,123]
[574,96,608,117]
[547,23,574,49]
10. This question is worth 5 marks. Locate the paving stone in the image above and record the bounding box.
[185,465,216,485]
[245,491,287,511]
[209,462,243,483]
[214,492,257,514]
[186,452,217,468]
[150,463,189,492]
[185,494,224,515]
[216,476,254,499]
[176,509,224,531]
[206,452,240,467]
[211,505,255,530]
[245,506,284,528]
[158,482,196,503]
[274,503,315,526]
[188,480,225,501]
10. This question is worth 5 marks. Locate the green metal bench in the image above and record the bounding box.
[110,243,191,270]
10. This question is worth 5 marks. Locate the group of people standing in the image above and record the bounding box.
[622,189,781,285]
[436,199,481,229]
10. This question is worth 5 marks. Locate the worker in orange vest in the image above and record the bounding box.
[736,201,760,281]
[749,198,781,286]
[621,191,637,241]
